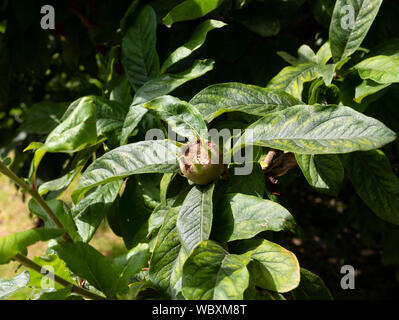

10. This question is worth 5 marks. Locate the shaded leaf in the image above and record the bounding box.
[113,243,150,294]
[296,154,344,196]
[163,0,226,27]
[345,150,399,225]
[291,268,333,300]
[161,19,226,72]
[133,59,215,106]
[122,5,160,91]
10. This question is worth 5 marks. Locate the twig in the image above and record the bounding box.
[14,253,106,300]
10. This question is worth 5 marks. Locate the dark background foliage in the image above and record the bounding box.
[0,0,398,299]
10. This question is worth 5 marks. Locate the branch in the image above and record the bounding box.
[0,160,72,242]
[14,253,106,300]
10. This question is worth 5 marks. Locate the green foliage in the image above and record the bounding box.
[0,0,398,301]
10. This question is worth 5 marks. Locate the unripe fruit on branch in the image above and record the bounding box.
[178,138,225,185]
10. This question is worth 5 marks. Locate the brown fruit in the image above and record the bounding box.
[178,138,224,185]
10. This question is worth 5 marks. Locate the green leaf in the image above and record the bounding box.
[189,82,302,122]
[226,163,265,198]
[212,193,295,242]
[0,229,64,264]
[28,199,81,242]
[0,271,30,300]
[267,63,335,99]
[238,7,280,37]
[295,154,344,196]
[41,97,97,153]
[122,5,160,91]
[133,59,215,106]
[120,104,148,145]
[19,102,68,134]
[354,79,390,103]
[51,241,119,298]
[113,243,150,294]
[345,150,399,225]
[149,208,188,298]
[329,0,383,62]
[73,180,123,243]
[233,104,396,154]
[182,240,251,300]
[73,140,180,202]
[109,177,152,249]
[177,184,215,254]
[355,55,399,84]
[163,0,226,27]
[161,19,226,72]
[61,96,128,140]
[234,239,300,293]
[291,268,333,300]
[144,96,207,139]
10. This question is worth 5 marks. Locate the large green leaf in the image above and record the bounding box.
[0,229,64,264]
[190,82,302,122]
[163,0,226,27]
[122,5,160,91]
[51,241,119,298]
[267,63,335,99]
[149,208,188,298]
[73,140,180,201]
[291,268,333,300]
[41,96,97,153]
[295,154,344,196]
[234,239,300,293]
[144,96,207,139]
[132,59,215,106]
[177,184,215,254]
[233,104,396,154]
[329,0,383,62]
[112,243,150,294]
[355,55,399,84]
[0,271,30,300]
[212,193,295,242]
[72,180,123,242]
[345,150,399,225]
[161,19,226,72]
[182,240,251,300]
